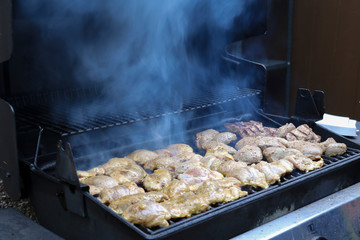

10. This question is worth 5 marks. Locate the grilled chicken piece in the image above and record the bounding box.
[201,141,237,154]
[177,166,224,191]
[174,157,203,176]
[127,149,159,165]
[166,144,193,157]
[98,182,145,204]
[263,147,302,162]
[284,153,323,172]
[106,164,147,184]
[275,123,296,138]
[80,175,118,195]
[212,132,237,145]
[225,166,268,189]
[196,129,220,149]
[253,161,281,185]
[77,167,105,178]
[154,149,173,157]
[320,138,347,157]
[257,136,289,150]
[161,192,209,219]
[270,159,294,176]
[235,137,261,150]
[204,146,234,161]
[216,161,247,175]
[225,121,277,137]
[201,155,225,171]
[143,169,172,192]
[102,157,137,170]
[144,157,177,171]
[285,124,321,143]
[122,200,172,228]
[287,141,323,160]
[109,191,169,215]
[161,179,191,199]
[195,178,248,204]
[234,145,263,164]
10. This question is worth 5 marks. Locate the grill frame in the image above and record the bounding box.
[22,108,360,240]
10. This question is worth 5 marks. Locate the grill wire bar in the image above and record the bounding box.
[11,88,261,137]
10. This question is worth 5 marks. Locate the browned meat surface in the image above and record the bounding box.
[257,136,289,150]
[177,166,223,191]
[320,138,347,157]
[122,200,172,228]
[98,182,145,204]
[263,147,302,162]
[225,121,276,137]
[234,145,263,164]
[275,123,296,138]
[127,149,159,165]
[195,178,248,204]
[287,141,323,160]
[225,166,268,189]
[284,153,324,172]
[235,137,260,150]
[212,132,237,145]
[285,124,321,143]
[143,169,173,192]
[161,192,209,219]
[109,191,169,215]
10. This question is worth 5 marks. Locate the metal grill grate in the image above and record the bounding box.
[12,88,261,136]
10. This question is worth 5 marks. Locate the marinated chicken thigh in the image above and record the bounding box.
[106,164,147,184]
[225,166,268,189]
[216,161,247,175]
[196,129,219,149]
[122,200,172,228]
[177,166,224,191]
[320,138,347,156]
[253,161,281,185]
[201,141,237,154]
[143,168,172,192]
[161,179,190,199]
[287,141,323,160]
[195,178,248,204]
[284,153,324,172]
[275,123,296,138]
[80,175,118,195]
[205,146,234,161]
[235,137,261,150]
[234,145,263,164]
[127,149,159,165]
[98,182,145,204]
[161,192,209,219]
[263,147,302,162]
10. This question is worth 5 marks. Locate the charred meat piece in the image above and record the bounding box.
[109,191,169,215]
[225,166,269,189]
[122,200,172,228]
[127,149,159,165]
[177,166,223,191]
[161,192,209,219]
[285,124,321,143]
[320,138,347,157]
[234,145,263,164]
[284,153,324,172]
[287,141,323,160]
[143,168,172,192]
[195,178,248,204]
[263,147,302,163]
[225,121,277,137]
[98,182,145,204]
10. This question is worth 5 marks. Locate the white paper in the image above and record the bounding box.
[316,113,357,136]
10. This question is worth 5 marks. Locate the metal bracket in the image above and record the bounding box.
[56,141,86,217]
[294,88,325,121]
[0,98,21,200]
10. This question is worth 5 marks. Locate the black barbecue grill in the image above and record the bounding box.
[1,0,360,239]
